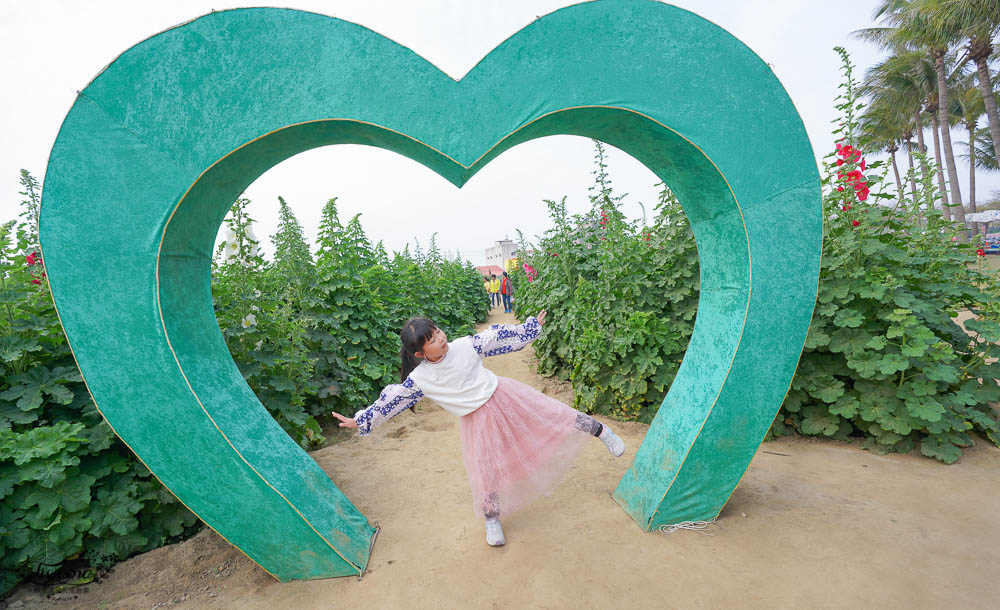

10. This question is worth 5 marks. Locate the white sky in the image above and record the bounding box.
[3,0,997,265]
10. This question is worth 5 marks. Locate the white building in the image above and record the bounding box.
[485,238,518,268]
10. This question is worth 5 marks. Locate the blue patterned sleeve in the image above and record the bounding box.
[471,316,542,358]
[353,377,424,437]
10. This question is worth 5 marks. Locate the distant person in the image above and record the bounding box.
[500,271,514,313]
[489,274,501,307]
[483,276,491,307]
[330,312,625,547]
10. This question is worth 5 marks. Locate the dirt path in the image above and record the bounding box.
[10,308,1000,609]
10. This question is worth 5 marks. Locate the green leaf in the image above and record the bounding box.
[807,375,846,403]
[923,363,960,383]
[846,351,881,378]
[804,325,831,349]
[829,328,873,354]
[920,436,961,464]
[829,393,860,418]
[904,396,945,423]
[0,335,42,362]
[800,406,840,436]
[23,471,95,519]
[877,354,908,375]
[833,308,864,328]
[865,335,888,350]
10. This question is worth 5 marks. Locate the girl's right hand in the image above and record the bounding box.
[331,411,358,429]
[536,309,547,326]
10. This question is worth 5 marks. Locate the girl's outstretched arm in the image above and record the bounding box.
[335,377,424,436]
[471,309,547,358]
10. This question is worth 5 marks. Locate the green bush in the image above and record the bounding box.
[513,142,699,422]
[1,172,199,594]
[2,181,487,594]
[769,49,1000,462]
[513,50,1000,462]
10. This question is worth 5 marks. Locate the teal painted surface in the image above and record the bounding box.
[39,0,820,579]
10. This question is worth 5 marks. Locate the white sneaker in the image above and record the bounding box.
[599,425,625,457]
[485,517,505,546]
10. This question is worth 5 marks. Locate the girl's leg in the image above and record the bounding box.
[572,412,625,456]
[483,491,501,519]
[484,491,505,546]
[573,412,603,437]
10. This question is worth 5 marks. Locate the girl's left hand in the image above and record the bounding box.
[536,309,547,326]
[331,411,358,429]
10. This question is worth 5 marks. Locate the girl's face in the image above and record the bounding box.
[415,327,448,362]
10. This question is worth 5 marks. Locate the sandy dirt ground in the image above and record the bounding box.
[8,309,1000,610]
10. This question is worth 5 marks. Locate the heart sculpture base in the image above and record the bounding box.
[40,1,820,581]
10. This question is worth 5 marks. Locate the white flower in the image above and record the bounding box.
[251,305,260,312]
[252,289,262,298]
[241,313,257,328]
[254,339,263,351]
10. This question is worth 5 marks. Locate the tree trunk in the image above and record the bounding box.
[913,107,929,183]
[969,122,978,237]
[934,50,967,233]
[889,146,903,199]
[928,105,951,221]
[971,40,1000,171]
[905,137,918,197]
[969,123,977,214]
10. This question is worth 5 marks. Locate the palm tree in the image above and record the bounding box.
[859,101,909,196]
[954,76,987,215]
[857,0,969,230]
[959,126,999,172]
[920,0,1000,170]
[858,49,951,215]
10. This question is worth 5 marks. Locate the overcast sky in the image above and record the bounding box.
[3,0,997,266]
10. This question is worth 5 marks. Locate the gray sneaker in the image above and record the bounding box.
[485,517,505,546]
[599,425,625,457]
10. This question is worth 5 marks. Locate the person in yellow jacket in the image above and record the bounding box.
[488,274,501,308]
[483,276,492,308]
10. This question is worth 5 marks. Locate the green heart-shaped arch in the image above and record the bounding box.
[40,0,821,581]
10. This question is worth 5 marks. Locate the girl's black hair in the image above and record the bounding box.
[399,317,437,382]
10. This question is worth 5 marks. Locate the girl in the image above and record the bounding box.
[331,311,626,546]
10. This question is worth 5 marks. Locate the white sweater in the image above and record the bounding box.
[409,336,498,416]
[352,317,542,435]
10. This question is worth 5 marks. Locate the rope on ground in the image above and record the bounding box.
[657,519,718,536]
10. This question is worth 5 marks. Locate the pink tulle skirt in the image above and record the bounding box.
[459,376,592,519]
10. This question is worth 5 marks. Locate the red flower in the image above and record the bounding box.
[25,253,38,265]
[852,220,860,227]
[837,186,844,192]
[857,188,870,201]
[842,205,847,211]
[860,158,866,171]
[977,248,986,257]
[836,158,844,166]
[31,278,41,285]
